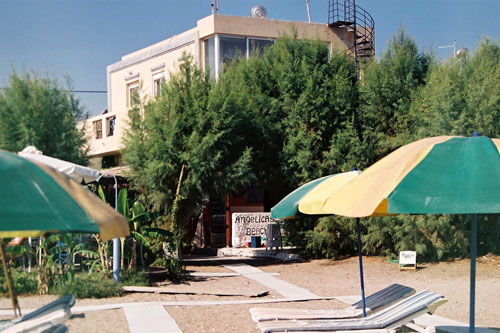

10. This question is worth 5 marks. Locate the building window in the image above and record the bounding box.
[249,38,274,57]
[219,36,246,70]
[127,82,139,107]
[204,37,216,78]
[152,72,164,97]
[204,35,275,78]
[93,120,102,139]
[106,116,116,137]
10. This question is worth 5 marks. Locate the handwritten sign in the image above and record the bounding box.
[232,212,279,247]
[399,251,417,270]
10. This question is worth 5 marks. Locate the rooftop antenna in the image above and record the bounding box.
[211,0,219,14]
[305,0,312,22]
[438,39,457,58]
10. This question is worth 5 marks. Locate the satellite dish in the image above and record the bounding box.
[456,48,469,58]
[251,5,267,19]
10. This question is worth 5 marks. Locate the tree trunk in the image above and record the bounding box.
[129,239,137,270]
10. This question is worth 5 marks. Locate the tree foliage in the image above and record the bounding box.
[410,38,500,138]
[122,59,255,242]
[303,35,500,261]
[0,70,88,164]
[215,33,359,204]
[123,30,500,262]
[358,28,432,163]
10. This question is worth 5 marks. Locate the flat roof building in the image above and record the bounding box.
[81,3,374,170]
[80,2,374,247]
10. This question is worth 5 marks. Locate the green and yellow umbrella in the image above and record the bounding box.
[321,135,500,332]
[0,150,129,316]
[271,171,361,219]
[270,170,370,315]
[322,135,500,217]
[1,150,129,240]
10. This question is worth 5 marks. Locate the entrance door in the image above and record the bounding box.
[210,200,226,245]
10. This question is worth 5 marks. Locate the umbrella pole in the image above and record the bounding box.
[0,239,21,317]
[356,218,366,317]
[469,214,477,333]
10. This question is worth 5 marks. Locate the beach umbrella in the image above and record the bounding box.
[18,146,100,183]
[270,170,371,316]
[321,135,500,332]
[0,150,130,316]
[271,171,361,219]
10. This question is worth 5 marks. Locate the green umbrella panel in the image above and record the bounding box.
[270,170,370,316]
[0,150,130,317]
[271,171,361,219]
[321,135,500,332]
[0,150,129,240]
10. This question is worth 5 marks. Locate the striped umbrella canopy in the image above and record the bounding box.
[0,150,130,241]
[321,135,500,332]
[0,150,130,316]
[271,171,361,219]
[270,170,371,316]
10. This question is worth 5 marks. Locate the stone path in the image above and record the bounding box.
[224,263,320,299]
[123,304,182,333]
[3,262,492,333]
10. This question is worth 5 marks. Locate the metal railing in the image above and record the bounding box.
[328,0,375,69]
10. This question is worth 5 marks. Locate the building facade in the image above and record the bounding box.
[81,13,355,169]
[80,6,375,246]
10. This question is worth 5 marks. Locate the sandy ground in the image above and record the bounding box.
[0,254,499,332]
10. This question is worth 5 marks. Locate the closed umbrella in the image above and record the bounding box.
[270,170,371,316]
[322,135,500,332]
[0,150,129,316]
[18,146,100,183]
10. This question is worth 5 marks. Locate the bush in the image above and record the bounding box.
[119,269,150,286]
[304,217,357,259]
[0,269,38,295]
[282,213,500,262]
[52,272,123,299]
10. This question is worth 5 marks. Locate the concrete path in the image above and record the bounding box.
[224,263,320,299]
[4,260,494,333]
[123,304,181,333]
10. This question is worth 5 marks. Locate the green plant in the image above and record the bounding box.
[117,188,162,269]
[0,269,38,295]
[118,269,150,286]
[43,234,99,284]
[52,272,123,299]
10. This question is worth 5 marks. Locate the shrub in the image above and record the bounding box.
[52,272,123,298]
[282,213,500,261]
[119,269,150,286]
[0,269,38,295]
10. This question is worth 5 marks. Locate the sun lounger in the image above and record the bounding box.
[0,294,75,333]
[250,283,415,322]
[256,290,447,333]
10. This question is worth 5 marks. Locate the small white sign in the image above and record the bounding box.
[399,251,417,270]
[232,212,279,247]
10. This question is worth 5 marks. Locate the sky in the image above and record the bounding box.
[1,0,499,117]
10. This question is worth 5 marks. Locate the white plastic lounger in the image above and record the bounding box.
[0,294,75,333]
[256,290,447,333]
[250,284,415,322]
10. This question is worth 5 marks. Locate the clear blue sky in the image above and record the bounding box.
[1,0,498,116]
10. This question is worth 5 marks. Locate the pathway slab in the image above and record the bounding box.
[123,304,181,333]
[225,263,320,299]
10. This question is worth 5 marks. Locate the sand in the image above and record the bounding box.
[0,254,499,332]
